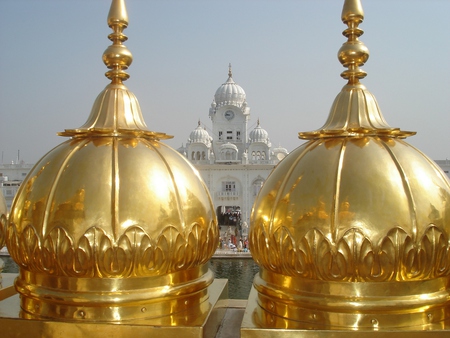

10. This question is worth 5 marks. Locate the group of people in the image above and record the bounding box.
[218,236,249,252]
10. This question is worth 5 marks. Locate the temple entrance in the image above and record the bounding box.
[216,206,248,251]
[217,205,241,227]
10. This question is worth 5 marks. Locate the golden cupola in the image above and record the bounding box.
[249,0,450,330]
[6,0,218,322]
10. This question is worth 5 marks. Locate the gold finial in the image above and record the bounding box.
[228,63,232,78]
[59,0,171,139]
[341,0,364,24]
[298,0,415,140]
[338,0,368,84]
[103,0,133,84]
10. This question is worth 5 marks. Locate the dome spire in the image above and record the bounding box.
[59,0,171,140]
[103,0,132,84]
[339,0,367,85]
[228,63,233,79]
[299,0,415,140]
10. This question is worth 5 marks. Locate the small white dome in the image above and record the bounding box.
[272,144,289,161]
[189,121,211,145]
[273,145,288,155]
[176,143,187,156]
[214,66,247,108]
[249,120,269,143]
[219,142,238,151]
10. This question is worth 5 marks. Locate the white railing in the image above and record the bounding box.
[216,191,240,197]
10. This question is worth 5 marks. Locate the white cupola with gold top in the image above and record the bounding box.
[249,0,450,331]
[6,0,218,323]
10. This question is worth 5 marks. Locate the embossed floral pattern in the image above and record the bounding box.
[6,221,218,278]
[250,223,450,282]
[0,212,6,250]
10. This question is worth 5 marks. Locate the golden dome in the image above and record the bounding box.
[250,0,450,330]
[6,0,218,322]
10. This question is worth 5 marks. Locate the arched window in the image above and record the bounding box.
[253,179,264,196]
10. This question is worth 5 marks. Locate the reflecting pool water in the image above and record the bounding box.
[1,256,18,274]
[209,258,259,299]
[2,256,258,300]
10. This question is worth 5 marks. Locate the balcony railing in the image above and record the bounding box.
[217,191,240,197]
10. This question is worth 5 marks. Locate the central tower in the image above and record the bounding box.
[209,64,250,163]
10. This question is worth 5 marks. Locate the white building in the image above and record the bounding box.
[435,160,450,177]
[0,162,34,210]
[177,66,288,237]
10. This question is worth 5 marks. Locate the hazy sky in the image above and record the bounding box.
[1,0,449,164]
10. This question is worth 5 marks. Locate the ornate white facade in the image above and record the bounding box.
[178,66,288,233]
[0,162,34,210]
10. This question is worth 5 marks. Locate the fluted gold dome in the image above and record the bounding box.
[250,0,450,330]
[6,0,218,322]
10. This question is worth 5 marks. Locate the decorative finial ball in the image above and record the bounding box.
[338,41,369,68]
[103,44,133,70]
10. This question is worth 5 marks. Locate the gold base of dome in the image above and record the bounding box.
[15,265,214,322]
[242,285,450,336]
[244,269,450,331]
[0,273,228,337]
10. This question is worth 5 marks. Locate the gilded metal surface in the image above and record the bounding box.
[249,0,450,330]
[8,139,217,278]
[0,276,229,337]
[6,0,218,322]
[299,0,414,140]
[251,138,450,283]
[241,286,450,337]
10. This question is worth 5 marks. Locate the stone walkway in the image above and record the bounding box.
[214,300,247,338]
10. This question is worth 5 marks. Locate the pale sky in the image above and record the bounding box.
[1,0,449,164]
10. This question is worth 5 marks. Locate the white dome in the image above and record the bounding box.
[214,67,247,108]
[272,144,288,161]
[189,121,211,145]
[273,145,288,154]
[176,143,187,156]
[219,142,238,151]
[249,120,269,143]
